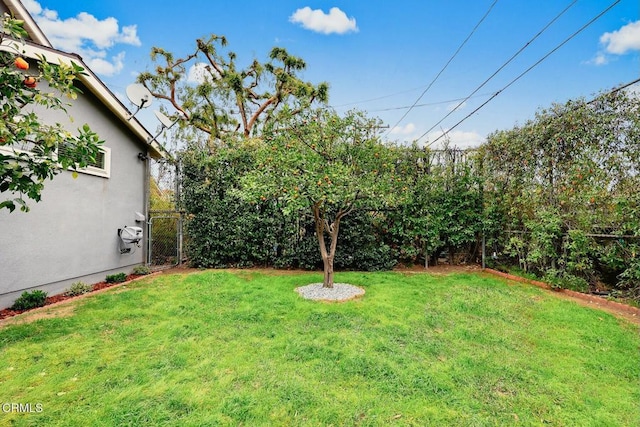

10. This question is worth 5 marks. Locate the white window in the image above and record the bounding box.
[0,143,111,178]
[58,145,111,178]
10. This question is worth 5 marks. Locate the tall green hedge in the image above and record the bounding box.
[480,89,639,299]
[180,146,398,271]
[178,89,638,301]
[178,143,498,272]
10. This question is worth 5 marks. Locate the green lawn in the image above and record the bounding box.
[1,270,638,426]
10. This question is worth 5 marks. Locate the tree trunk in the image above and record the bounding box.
[322,255,334,288]
[313,203,344,289]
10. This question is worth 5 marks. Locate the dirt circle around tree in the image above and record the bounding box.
[295,283,365,302]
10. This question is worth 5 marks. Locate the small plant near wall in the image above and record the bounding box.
[64,282,93,296]
[132,265,152,275]
[105,273,127,283]
[11,290,47,310]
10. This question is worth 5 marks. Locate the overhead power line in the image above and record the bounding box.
[331,84,439,109]
[420,0,578,142]
[589,76,640,99]
[384,0,499,137]
[368,93,492,113]
[425,0,622,147]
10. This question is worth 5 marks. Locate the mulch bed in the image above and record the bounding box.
[0,274,143,321]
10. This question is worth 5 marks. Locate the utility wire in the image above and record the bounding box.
[420,0,578,141]
[424,0,622,147]
[331,84,439,108]
[384,0,499,137]
[588,76,640,101]
[368,92,492,113]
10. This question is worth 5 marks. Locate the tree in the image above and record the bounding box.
[479,88,640,294]
[0,14,103,212]
[137,35,329,150]
[236,108,405,288]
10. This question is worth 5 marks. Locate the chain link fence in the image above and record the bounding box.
[148,211,183,267]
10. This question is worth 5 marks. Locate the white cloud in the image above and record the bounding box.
[390,123,416,136]
[119,25,141,46]
[600,20,640,55]
[24,0,140,76]
[187,62,221,84]
[447,101,467,112]
[592,53,608,65]
[22,0,42,14]
[426,129,484,150]
[592,20,640,66]
[86,51,125,77]
[289,7,358,35]
[388,123,483,149]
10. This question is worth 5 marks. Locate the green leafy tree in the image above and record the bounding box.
[480,88,640,295]
[137,36,329,150]
[236,108,404,288]
[0,13,103,212]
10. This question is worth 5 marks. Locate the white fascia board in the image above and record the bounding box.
[4,0,52,47]
[1,40,169,160]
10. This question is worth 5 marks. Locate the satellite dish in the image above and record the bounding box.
[126,84,152,108]
[154,110,174,129]
[147,110,182,146]
[125,83,153,120]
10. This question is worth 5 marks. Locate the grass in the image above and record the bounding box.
[0,270,638,426]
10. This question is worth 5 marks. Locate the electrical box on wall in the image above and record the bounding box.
[118,226,143,244]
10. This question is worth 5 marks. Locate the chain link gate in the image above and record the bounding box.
[147,211,183,267]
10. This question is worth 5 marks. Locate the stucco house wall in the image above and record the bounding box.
[0,0,165,308]
[0,80,154,308]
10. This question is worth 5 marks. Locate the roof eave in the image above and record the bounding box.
[2,40,169,159]
[4,0,52,47]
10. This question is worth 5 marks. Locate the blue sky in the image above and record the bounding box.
[23,0,640,148]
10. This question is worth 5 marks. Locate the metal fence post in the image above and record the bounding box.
[482,232,486,269]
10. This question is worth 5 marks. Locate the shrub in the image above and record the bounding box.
[105,273,127,283]
[64,281,93,296]
[543,269,589,293]
[335,211,397,271]
[132,265,152,275]
[11,290,48,310]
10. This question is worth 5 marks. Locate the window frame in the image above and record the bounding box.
[0,144,111,178]
[77,145,111,178]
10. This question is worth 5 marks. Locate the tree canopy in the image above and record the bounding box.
[137,35,329,149]
[236,108,406,287]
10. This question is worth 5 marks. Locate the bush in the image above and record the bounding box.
[182,149,402,272]
[11,290,48,310]
[335,211,397,271]
[64,282,93,296]
[132,265,152,275]
[105,273,127,283]
[543,269,589,293]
